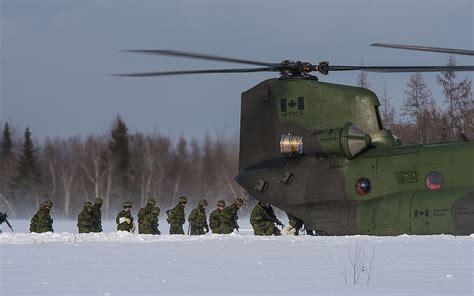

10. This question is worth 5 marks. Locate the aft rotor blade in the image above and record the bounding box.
[123,50,280,67]
[371,43,474,56]
[112,67,277,77]
[328,65,474,73]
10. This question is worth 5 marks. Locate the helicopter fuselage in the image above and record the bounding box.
[236,78,474,235]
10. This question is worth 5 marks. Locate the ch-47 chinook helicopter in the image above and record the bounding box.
[116,43,474,236]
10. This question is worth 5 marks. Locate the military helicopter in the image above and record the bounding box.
[116,43,474,235]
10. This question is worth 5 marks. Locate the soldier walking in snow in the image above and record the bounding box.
[116,201,135,232]
[250,201,282,236]
[91,197,103,232]
[220,198,244,234]
[281,213,304,236]
[138,198,158,234]
[149,206,161,235]
[77,201,94,233]
[166,195,187,235]
[188,199,209,235]
[209,200,226,234]
[30,200,54,233]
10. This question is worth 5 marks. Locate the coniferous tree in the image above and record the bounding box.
[9,127,41,215]
[1,122,13,157]
[437,55,473,140]
[108,115,130,193]
[0,122,16,214]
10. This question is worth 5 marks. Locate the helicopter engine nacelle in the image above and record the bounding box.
[280,122,371,159]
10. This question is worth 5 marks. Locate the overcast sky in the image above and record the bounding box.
[1,0,473,140]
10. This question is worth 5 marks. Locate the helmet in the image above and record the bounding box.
[123,201,132,208]
[84,201,93,208]
[198,199,208,207]
[40,200,53,209]
[94,197,103,205]
[146,198,156,206]
[178,196,188,204]
[235,198,244,206]
[217,200,226,207]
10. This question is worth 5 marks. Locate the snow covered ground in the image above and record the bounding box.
[0,220,473,295]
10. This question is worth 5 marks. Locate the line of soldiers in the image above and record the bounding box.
[26,197,307,236]
[83,195,244,235]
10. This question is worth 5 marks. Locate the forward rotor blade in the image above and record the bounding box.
[329,65,474,73]
[123,49,280,67]
[371,43,474,56]
[112,67,277,77]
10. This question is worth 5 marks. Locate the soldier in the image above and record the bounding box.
[209,200,226,234]
[91,197,103,232]
[166,195,187,235]
[116,201,135,232]
[250,201,283,236]
[281,213,304,236]
[150,206,161,235]
[77,201,94,233]
[30,200,54,233]
[138,198,159,234]
[188,199,209,235]
[220,198,244,234]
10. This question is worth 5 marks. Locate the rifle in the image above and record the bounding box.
[5,218,14,232]
[0,212,14,232]
[232,213,240,232]
[264,212,284,227]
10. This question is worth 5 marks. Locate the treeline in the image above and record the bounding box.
[1,57,472,219]
[359,55,473,143]
[0,118,243,219]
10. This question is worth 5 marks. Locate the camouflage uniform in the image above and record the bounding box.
[116,201,135,232]
[209,200,226,234]
[77,201,94,233]
[188,199,209,235]
[250,202,282,236]
[138,199,160,234]
[149,206,161,235]
[30,200,54,233]
[91,197,103,232]
[287,213,304,235]
[220,198,244,234]
[166,196,187,235]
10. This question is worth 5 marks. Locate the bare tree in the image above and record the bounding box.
[58,137,80,218]
[79,136,106,201]
[362,247,376,285]
[169,135,188,206]
[348,242,365,285]
[437,55,473,140]
[379,84,397,129]
[402,73,433,144]
[357,59,371,89]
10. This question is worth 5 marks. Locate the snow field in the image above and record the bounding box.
[0,220,473,295]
